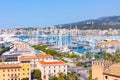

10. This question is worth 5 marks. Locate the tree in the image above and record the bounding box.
[33,69,41,79]
[85,52,91,59]
[94,54,99,59]
[68,72,79,80]
[58,72,65,80]
[1,45,5,49]
[0,47,10,55]
[50,76,58,80]
[113,52,120,63]
[50,72,79,80]
[33,45,62,58]
[63,74,70,80]
[102,52,112,61]
[87,70,92,80]
[37,78,42,80]
[21,78,29,80]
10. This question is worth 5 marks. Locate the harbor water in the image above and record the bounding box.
[18,35,93,54]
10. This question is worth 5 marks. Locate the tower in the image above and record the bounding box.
[92,60,113,80]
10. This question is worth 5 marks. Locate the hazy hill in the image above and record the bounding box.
[55,16,120,30]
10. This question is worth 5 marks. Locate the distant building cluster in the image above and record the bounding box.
[0,27,120,36]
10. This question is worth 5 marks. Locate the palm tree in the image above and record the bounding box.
[75,55,81,62]
[68,72,79,80]
[102,52,112,61]
[33,69,41,79]
[113,52,120,63]
[87,70,92,80]
[50,76,58,80]
[58,72,65,80]
[85,52,91,59]
[63,74,70,80]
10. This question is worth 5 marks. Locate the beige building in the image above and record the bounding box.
[92,60,120,80]
[0,62,31,80]
[37,60,67,80]
[97,41,120,48]
[11,41,31,51]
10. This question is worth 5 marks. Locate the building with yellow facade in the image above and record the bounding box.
[92,60,120,80]
[0,62,31,80]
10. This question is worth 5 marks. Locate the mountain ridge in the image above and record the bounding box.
[55,16,120,30]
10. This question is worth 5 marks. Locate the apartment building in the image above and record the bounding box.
[38,60,67,80]
[0,62,31,80]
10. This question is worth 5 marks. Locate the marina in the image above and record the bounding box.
[17,35,104,55]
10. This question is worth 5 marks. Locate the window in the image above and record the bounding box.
[27,68,29,70]
[54,70,55,72]
[3,74,5,77]
[64,69,66,72]
[8,69,9,72]
[3,70,5,72]
[23,69,25,71]
[8,74,10,76]
[105,76,108,79]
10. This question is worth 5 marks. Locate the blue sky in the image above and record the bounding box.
[0,0,120,28]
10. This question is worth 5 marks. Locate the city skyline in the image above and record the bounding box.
[0,0,120,28]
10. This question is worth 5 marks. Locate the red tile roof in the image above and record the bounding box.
[39,60,65,65]
[36,54,52,58]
